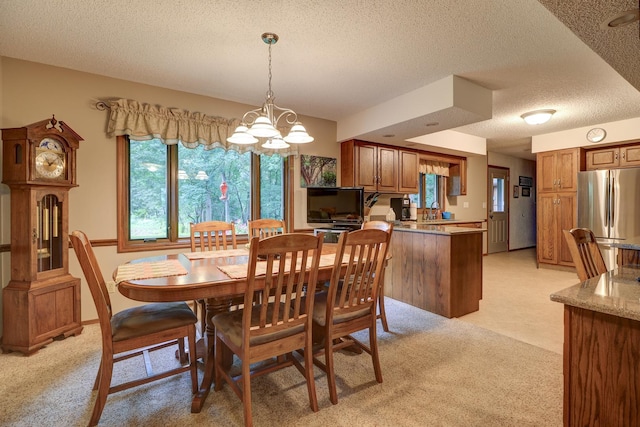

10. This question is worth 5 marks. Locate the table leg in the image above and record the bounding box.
[191,296,233,413]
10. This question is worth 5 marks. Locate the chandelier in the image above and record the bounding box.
[227,33,314,146]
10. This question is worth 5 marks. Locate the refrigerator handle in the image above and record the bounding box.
[605,174,610,228]
[611,175,615,226]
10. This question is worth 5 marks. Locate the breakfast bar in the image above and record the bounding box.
[386,223,484,318]
[550,266,640,426]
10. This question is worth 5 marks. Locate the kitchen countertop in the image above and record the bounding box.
[610,236,640,250]
[392,221,485,235]
[550,265,640,322]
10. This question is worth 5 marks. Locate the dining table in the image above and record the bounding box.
[114,243,341,413]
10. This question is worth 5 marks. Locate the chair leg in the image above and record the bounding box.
[241,361,253,427]
[304,331,319,412]
[177,337,188,365]
[214,335,223,392]
[377,293,389,332]
[89,352,114,426]
[187,327,198,394]
[369,325,383,384]
[325,333,338,405]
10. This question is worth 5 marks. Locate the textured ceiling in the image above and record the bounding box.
[1,0,639,160]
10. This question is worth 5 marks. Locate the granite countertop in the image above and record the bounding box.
[550,265,640,322]
[393,222,485,235]
[610,236,640,251]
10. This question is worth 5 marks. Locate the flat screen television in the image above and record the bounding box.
[306,187,364,225]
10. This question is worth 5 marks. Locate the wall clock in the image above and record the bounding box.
[586,127,607,143]
[1,116,83,355]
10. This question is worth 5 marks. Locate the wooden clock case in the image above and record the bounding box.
[1,117,83,355]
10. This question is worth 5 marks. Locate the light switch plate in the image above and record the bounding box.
[463,202,469,208]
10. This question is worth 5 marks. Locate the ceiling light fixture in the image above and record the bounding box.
[227,33,313,147]
[603,8,640,28]
[521,109,556,125]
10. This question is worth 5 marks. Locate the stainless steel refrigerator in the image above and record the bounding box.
[577,169,640,270]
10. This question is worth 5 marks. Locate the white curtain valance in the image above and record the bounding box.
[419,160,450,177]
[101,98,299,157]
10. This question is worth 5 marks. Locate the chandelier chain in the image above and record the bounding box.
[266,42,273,100]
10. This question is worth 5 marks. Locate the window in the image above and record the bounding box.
[118,136,285,251]
[410,173,443,212]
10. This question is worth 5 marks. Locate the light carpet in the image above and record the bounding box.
[0,298,562,426]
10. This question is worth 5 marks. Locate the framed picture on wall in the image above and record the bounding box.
[522,187,530,197]
[513,185,519,198]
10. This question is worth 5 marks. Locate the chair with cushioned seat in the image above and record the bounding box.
[361,221,393,332]
[213,232,323,427]
[70,230,198,427]
[563,227,608,282]
[311,227,391,405]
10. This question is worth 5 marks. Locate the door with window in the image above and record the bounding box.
[488,166,509,253]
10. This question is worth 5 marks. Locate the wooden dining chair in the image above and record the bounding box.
[190,221,239,333]
[190,220,237,252]
[69,230,198,426]
[563,228,608,282]
[361,220,394,332]
[248,218,286,239]
[213,233,324,427]
[311,227,391,405]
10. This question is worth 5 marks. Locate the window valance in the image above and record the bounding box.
[99,98,299,156]
[419,160,450,177]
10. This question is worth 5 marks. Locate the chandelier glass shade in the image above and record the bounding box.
[227,33,314,147]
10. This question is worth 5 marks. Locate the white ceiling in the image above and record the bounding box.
[1,0,639,160]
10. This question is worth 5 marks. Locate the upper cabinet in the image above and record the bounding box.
[341,140,415,193]
[586,143,640,170]
[537,148,583,193]
[397,150,419,194]
[447,159,467,196]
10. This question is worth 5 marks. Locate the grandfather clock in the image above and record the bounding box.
[2,116,83,355]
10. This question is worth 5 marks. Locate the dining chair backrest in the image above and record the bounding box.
[327,228,391,324]
[242,232,322,346]
[248,218,286,239]
[563,227,608,282]
[190,221,237,252]
[361,220,392,232]
[70,230,114,335]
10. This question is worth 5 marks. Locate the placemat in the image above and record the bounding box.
[217,253,346,279]
[115,259,188,284]
[183,248,249,260]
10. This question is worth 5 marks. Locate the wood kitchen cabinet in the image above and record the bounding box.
[537,192,576,266]
[586,143,640,170]
[537,148,582,193]
[397,150,419,194]
[447,159,467,196]
[340,140,398,192]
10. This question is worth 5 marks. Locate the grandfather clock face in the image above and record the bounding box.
[35,137,67,180]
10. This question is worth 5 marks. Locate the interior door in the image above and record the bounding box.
[488,166,509,253]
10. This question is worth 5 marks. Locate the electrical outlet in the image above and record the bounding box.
[463,202,469,208]
[106,281,117,293]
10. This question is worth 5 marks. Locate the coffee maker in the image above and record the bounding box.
[390,195,412,221]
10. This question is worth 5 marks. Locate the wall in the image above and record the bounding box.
[488,152,536,250]
[0,57,338,332]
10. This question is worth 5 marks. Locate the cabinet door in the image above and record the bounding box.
[354,143,378,191]
[537,152,557,193]
[556,149,579,191]
[620,144,640,167]
[586,147,619,170]
[397,150,419,194]
[557,193,576,266]
[377,146,398,192]
[537,193,557,264]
